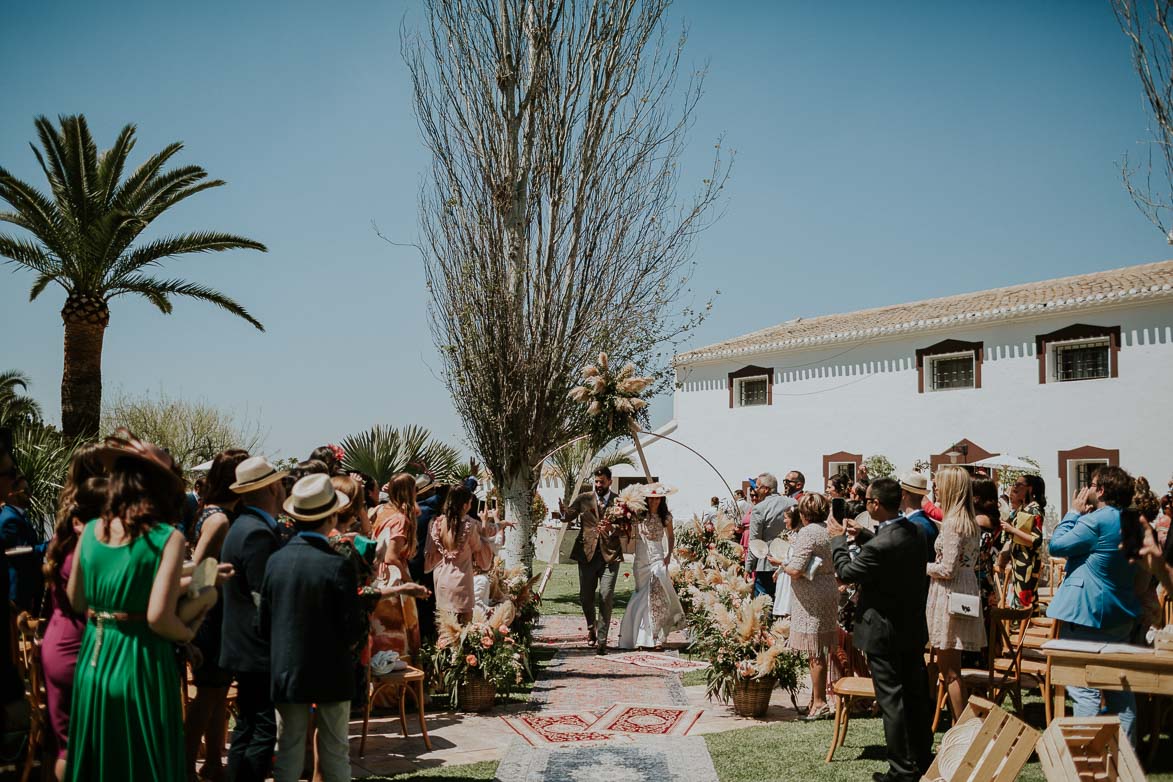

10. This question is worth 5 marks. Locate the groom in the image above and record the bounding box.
[560,467,622,655]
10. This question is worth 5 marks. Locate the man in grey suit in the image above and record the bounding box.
[559,467,622,654]
[746,473,796,597]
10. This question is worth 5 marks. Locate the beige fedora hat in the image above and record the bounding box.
[642,482,678,497]
[899,471,929,496]
[230,456,288,494]
[283,473,351,522]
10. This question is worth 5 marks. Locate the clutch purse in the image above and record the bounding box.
[947,592,981,619]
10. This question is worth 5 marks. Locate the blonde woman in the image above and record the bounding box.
[925,466,986,720]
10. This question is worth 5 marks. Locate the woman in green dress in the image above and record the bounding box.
[65,430,219,781]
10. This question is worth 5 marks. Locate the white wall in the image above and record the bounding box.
[625,300,1173,519]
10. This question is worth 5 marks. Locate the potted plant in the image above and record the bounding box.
[686,586,806,719]
[425,602,530,712]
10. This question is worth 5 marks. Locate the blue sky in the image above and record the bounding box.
[1,0,1168,461]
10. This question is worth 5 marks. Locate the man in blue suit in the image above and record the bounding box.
[0,476,47,613]
[1047,465,1142,743]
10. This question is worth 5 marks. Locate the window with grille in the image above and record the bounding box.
[736,376,769,407]
[1053,340,1110,382]
[830,462,856,481]
[929,353,975,391]
[1073,460,1107,491]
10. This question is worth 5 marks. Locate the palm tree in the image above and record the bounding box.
[340,425,465,486]
[546,440,635,507]
[0,115,266,438]
[0,370,43,430]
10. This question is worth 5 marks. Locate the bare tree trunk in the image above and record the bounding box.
[500,468,536,573]
[61,309,107,440]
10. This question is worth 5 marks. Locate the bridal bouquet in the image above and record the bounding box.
[600,483,646,540]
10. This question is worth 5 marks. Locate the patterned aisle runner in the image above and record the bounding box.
[496,616,719,782]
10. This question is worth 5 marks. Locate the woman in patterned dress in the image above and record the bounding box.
[925,466,986,721]
[971,477,1001,609]
[783,493,838,721]
[618,484,685,651]
[1003,474,1046,609]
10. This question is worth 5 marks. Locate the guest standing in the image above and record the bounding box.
[407,475,443,643]
[220,456,288,782]
[746,473,796,597]
[783,493,839,721]
[425,485,493,624]
[40,444,104,781]
[898,472,937,553]
[971,477,1001,609]
[185,448,248,782]
[828,477,931,782]
[1,475,46,612]
[925,466,986,721]
[1046,466,1142,743]
[260,474,367,782]
[66,430,218,782]
[1003,474,1045,608]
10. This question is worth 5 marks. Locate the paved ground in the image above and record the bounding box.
[347,615,814,779]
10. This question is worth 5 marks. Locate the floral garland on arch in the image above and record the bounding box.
[568,353,654,455]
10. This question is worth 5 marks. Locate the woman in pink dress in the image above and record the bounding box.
[40,445,105,781]
[424,485,492,623]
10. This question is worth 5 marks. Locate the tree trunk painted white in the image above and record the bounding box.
[500,469,536,574]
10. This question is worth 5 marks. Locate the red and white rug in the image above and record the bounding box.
[587,703,703,738]
[500,712,622,747]
[605,651,711,673]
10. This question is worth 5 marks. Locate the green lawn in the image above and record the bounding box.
[360,761,498,780]
[534,560,634,617]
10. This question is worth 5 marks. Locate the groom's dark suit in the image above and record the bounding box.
[565,489,622,648]
[831,517,931,782]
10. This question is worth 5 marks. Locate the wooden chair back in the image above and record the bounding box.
[986,606,1033,687]
[15,611,48,782]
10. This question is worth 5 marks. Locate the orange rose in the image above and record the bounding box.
[466,654,478,667]
[499,625,511,635]
[481,636,494,648]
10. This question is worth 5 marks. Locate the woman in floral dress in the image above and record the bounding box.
[1003,474,1046,609]
[783,493,838,720]
[926,466,986,721]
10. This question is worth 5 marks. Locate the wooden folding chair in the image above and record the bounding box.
[825,676,875,763]
[359,665,431,755]
[959,606,1040,714]
[14,612,49,782]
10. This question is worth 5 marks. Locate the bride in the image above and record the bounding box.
[618,483,686,650]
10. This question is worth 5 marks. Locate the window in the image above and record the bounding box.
[822,452,863,485]
[1036,324,1120,385]
[1057,445,1119,514]
[829,462,856,481]
[916,339,982,394]
[727,365,774,408]
[928,353,976,391]
[736,376,769,407]
[1053,339,1110,382]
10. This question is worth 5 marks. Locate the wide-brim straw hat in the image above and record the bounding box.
[414,473,437,494]
[283,473,351,522]
[642,482,678,498]
[230,456,288,494]
[899,471,929,496]
[96,428,184,490]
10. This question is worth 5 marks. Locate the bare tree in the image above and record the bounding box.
[1115,0,1173,238]
[405,0,729,570]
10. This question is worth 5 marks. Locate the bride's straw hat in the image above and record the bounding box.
[642,482,678,497]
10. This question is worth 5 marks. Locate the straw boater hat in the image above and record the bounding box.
[230,456,288,494]
[414,473,437,494]
[96,428,184,490]
[642,482,678,498]
[899,471,930,496]
[283,473,351,522]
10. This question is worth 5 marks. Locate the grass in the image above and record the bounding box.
[359,760,499,780]
[534,560,634,617]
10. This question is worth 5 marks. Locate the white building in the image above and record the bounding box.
[596,259,1173,519]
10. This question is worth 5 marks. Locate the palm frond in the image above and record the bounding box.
[96,124,136,207]
[107,275,264,331]
[10,425,80,537]
[106,231,267,283]
[0,233,60,277]
[111,141,184,209]
[340,425,465,486]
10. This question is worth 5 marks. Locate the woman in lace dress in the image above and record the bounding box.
[618,484,685,650]
[782,493,838,720]
[926,466,986,720]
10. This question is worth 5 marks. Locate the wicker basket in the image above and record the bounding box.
[732,676,775,718]
[457,676,497,712]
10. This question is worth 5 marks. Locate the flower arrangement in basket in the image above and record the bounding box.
[488,560,542,649]
[425,602,529,710]
[686,588,806,710]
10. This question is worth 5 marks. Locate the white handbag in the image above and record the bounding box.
[947,592,982,619]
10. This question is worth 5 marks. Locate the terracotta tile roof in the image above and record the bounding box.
[677,259,1173,364]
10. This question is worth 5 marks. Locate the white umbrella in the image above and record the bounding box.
[967,455,1038,472]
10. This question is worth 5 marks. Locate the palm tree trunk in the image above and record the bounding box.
[60,305,107,439]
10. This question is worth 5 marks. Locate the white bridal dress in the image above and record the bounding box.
[618,512,686,649]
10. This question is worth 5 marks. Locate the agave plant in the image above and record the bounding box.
[546,440,634,506]
[10,425,79,537]
[0,370,43,430]
[340,425,464,486]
